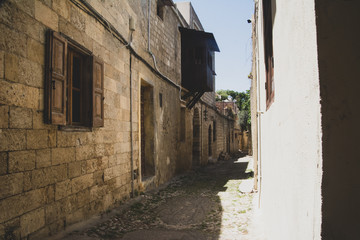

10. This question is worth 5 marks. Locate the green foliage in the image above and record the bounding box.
[216,90,230,101]
[216,89,251,130]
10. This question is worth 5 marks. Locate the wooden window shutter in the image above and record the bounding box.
[263,0,274,109]
[46,31,67,125]
[92,56,104,127]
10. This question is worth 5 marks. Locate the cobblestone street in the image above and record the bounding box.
[56,154,260,240]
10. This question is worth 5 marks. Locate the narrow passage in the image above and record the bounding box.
[60,154,257,240]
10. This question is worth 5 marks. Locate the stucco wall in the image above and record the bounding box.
[255,0,322,239]
[315,0,360,239]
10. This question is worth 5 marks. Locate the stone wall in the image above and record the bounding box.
[239,131,250,153]
[0,0,238,238]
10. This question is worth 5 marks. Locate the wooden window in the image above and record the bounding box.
[67,49,84,125]
[46,30,104,128]
[263,0,274,109]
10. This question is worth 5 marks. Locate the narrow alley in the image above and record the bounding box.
[55,154,259,240]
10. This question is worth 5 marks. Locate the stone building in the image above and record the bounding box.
[251,0,360,239]
[0,0,237,238]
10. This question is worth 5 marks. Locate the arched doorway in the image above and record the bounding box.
[208,125,212,157]
[227,131,230,153]
[192,108,201,166]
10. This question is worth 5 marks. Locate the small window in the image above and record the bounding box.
[157,0,165,20]
[46,30,104,128]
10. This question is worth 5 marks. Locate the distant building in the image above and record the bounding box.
[215,101,239,117]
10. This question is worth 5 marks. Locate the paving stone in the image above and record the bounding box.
[56,154,261,240]
[121,230,216,240]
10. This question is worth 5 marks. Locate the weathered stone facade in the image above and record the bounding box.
[0,0,237,238]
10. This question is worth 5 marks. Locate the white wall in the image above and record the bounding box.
[256,0,322,239]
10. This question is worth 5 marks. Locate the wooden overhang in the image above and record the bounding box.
[179,27,220,94]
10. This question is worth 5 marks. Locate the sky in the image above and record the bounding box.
[175,0,254,93]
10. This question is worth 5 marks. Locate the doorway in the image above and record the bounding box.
[192,108,201,166]
[141,83,155,179]
[208,125,212,157]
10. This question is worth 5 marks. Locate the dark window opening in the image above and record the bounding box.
[263,0,275,109]
[68,50,84,125]
[157,1,165,20]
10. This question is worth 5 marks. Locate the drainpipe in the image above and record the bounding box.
[129,52,134,198]
[255,2,264,207]
[147,0,183,102]
[128,21,135,198]
[148,0,151,53]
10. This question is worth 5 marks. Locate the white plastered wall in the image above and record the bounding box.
[255,0,322,239]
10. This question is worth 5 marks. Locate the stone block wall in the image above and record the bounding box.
[0,0,183,238]
[190,102,237,167]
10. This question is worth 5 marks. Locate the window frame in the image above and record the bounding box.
[45,30,104,129]
[263,0,275,109]
[67,47,85,126]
